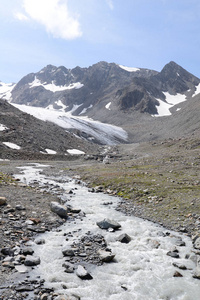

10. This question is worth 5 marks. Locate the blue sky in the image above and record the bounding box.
[0,0,200,83]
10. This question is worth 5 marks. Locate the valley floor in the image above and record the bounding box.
[1,138,200,297]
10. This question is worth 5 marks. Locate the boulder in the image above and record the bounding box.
[76,265,93,280]
[62,247,75,257]
[96,219,121,230]
[194,237,200,250]
[98,249,115,262]
[50,202,68,219]
[24,255,40,266]
[117,233,131,244]
[0,197,6,205]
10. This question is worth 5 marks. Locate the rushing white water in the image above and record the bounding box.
[15,164,200,300]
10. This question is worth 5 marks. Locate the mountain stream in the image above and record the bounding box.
[14,163,200,300]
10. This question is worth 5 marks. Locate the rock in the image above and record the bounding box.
[117,233,131,244]
[24,255,40,266]
[96,218,121,230]
[15,265,28,273]
[15,204,25,210]
[193,266,200,279]
[34,238,46,245]
[62,247,75,257]
[167,251,180,258]
[173,271,183,277]
[173,262,187,270]
[15,284,34,292]
[21,247,34,255]
[2,261,15,268]
[76,265,93,280]
[50,202,68,219]
[98,249,115,262]
[0,197,6,205]
[62,262,74,273]
[194,237,200,250]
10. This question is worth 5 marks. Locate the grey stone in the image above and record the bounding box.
[35,238,46,245]
[117,233,131,244]
[194,237,200,250]
[24,255,40,266]
[62,247,75,257]
[76,265,93,280]
[96,218,121,230]
[50,202,68,219]
[98,249,115,262]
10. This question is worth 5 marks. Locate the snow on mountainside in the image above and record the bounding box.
[1,60,200,146]
[0,81,15,101]
[12,104,128,145]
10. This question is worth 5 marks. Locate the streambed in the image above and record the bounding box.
[14,163,200,300]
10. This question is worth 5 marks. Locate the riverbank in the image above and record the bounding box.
[1,137,200,298]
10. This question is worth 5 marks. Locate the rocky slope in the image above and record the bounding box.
[0,99,98,159]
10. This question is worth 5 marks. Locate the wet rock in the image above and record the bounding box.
[62,262,74,273]
[173,262,187,270]
[194,237,200,250]
[117,233,131,244]
[167,251,180,258]
[50,202,68,219]
[0,197,7,205]
[62,247,75,257]
[76,265,93,280]
[35,238,46,245]
[96,218,121,230]
[98,249,115,262]
[2,261,15,268]
[173,271,183,277]
[21,247,34,255]
[15,284,34,292]
[15,204,25,210]
[15,265,28,273]
[24,255,40,266]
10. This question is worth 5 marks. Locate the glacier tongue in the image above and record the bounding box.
[12,104,128,145]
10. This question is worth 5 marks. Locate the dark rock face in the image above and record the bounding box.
[10,61,200,119]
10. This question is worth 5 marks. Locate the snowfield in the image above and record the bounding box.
[12,104,128,145]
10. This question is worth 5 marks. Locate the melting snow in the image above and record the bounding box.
[79,104,93,115]
[192,83,200,97]
[67,149,85,155]
[0,124,8,131]
[105,102,111,110]
[118,65,140,72]
[153,92,187,117]
[43,149,57,155]
[0,82,15,101]
[3,142,21,150]
[12,104,128,145]
[29,77,84,93]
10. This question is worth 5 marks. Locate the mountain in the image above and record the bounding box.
[2,60,200,146]
[0,99,98,159]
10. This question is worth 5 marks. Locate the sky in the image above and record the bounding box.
[0,0,200,83]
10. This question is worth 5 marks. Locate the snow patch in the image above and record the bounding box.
[0,124,8,131]
[0,82,15,101]
[3,142,21,150]
[153,92,187,117]
[192,83,200,97]
[41,149,57,155]
[29,77,84,93]
[79,104,93,115]
[67,149,85,155]
[105,102,111,110]
[118,65,140,72]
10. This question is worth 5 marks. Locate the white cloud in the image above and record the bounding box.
[15,12,28,21]
[106,0,114,10]
[17,0,82,40]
